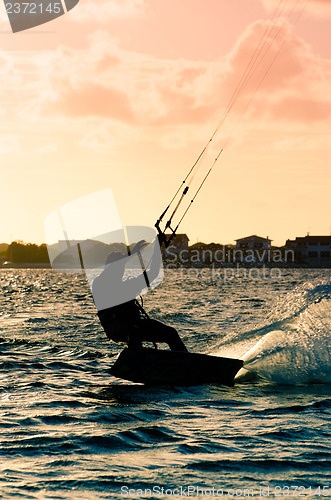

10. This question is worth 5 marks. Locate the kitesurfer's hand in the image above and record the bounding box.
[131,240,148,254]
[157,233,166,246]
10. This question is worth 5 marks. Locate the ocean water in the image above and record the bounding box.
[0,268,330,499]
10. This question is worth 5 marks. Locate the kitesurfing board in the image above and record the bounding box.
[110,348,243,386]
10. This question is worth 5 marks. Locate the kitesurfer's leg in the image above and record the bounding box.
[127,327,143,349]
[136,319,188,352]
[98,312,140,347]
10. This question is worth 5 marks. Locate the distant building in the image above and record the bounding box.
[165,233,189,255]
[233,235,272,263]
[285,235,331,265]
[235,235,272,250]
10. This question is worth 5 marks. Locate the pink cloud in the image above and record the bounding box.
[228,22,306,92]
[49,82,134,121]
[217,20,331,124]
[151,87,212,125]
[39,31,216,125]
[271,96,331,122]
[34,17,331,129]
[96,54,120,73]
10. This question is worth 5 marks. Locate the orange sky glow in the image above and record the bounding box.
[0,0,330,246]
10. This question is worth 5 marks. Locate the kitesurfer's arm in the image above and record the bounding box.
[128,237,162,287]
[145,237,162,282]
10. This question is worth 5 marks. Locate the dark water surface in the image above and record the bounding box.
[0,268,330,499]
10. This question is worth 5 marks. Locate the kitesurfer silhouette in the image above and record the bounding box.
[92,238,187,351]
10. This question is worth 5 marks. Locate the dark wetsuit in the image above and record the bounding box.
[93,239,187,351]
[97,299,187,351]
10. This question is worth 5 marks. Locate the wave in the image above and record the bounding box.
[240,279,331,385]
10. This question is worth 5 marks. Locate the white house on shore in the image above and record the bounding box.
[233,235,272,264]
[235,235,272,251]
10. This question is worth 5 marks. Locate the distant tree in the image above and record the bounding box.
[0,243,9,257]
[6,242,50,263]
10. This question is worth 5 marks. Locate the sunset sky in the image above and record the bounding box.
[0,0,330,246]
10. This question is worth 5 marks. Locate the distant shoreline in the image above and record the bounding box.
[0,263,52,269]
[0,262,330,270]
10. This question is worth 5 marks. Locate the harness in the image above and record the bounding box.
[135,296,150,320]
[97,296,157,348]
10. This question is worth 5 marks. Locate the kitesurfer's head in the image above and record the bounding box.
[105,252,125,267]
